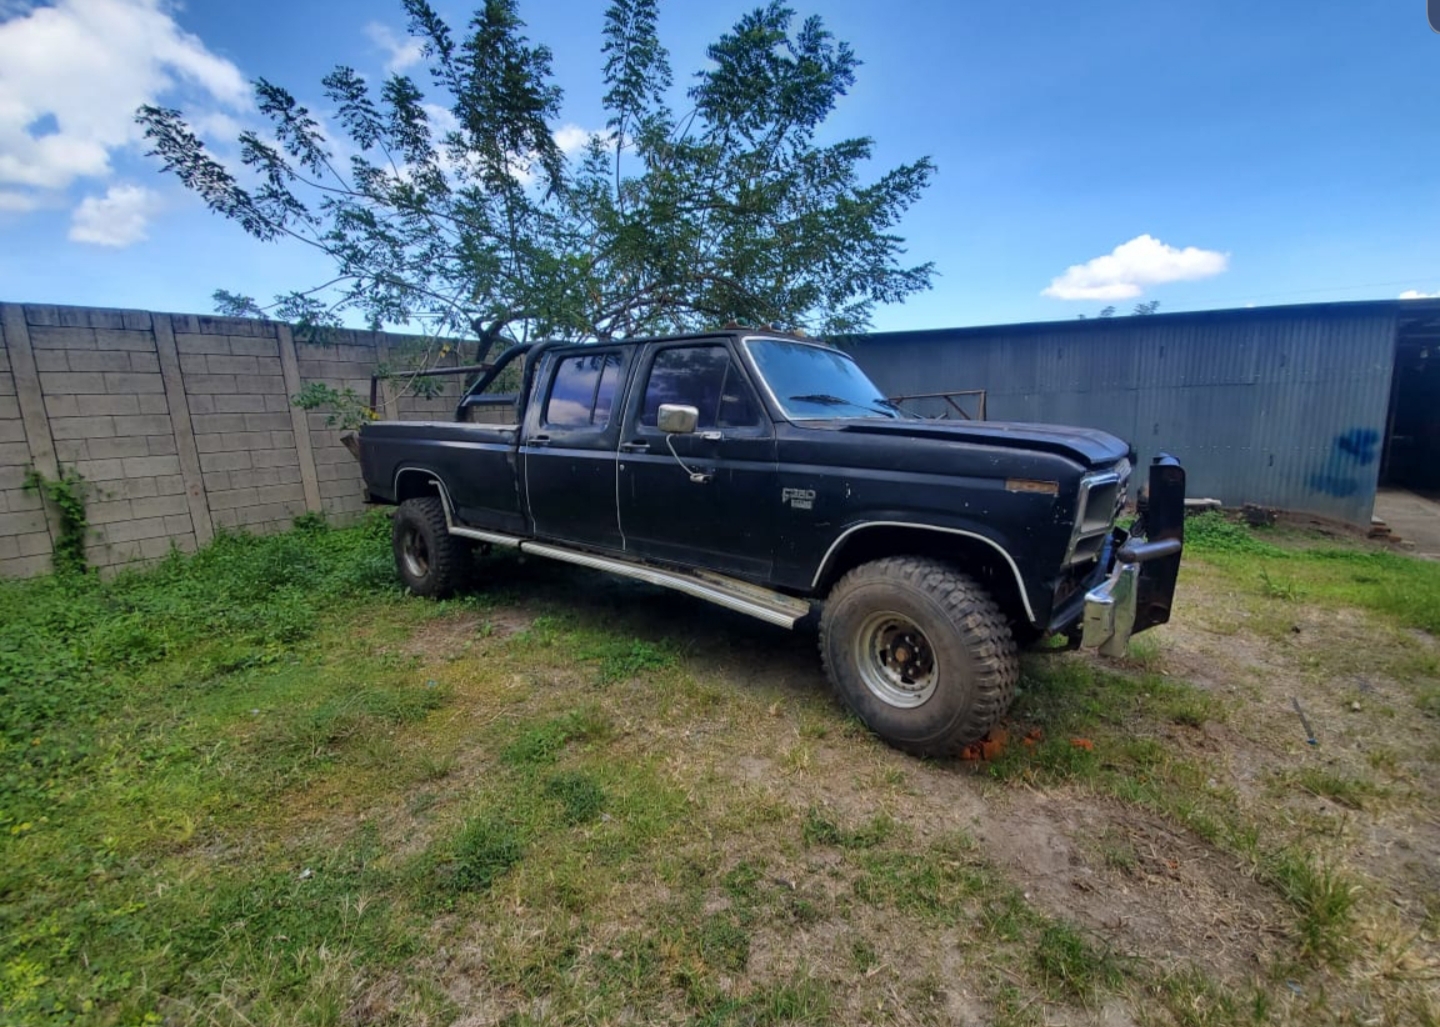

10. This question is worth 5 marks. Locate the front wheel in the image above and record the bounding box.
[392,496,469,598]
[819,557,1019,757]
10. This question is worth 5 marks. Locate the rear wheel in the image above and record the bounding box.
[820,556,1018,757]
[392,497,469,598]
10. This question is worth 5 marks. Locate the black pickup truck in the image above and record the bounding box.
[358,330,1185,756]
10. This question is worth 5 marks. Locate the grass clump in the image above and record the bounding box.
[446,816,526,893]
[500,708,611,767]
[1031,922,1123,1002]
[544,771,606,824]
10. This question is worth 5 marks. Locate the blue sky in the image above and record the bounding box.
[1,0,1438,332]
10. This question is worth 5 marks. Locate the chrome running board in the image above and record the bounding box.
[520,542,811,629]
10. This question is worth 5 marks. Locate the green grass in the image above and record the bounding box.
[1186,510,1440,634]
[1,509,1435,1026]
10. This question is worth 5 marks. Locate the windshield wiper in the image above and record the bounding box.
[788,394,898,418]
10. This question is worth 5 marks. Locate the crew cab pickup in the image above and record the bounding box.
[358,330,1185,756]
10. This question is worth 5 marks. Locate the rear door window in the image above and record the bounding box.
[544,352,624,428]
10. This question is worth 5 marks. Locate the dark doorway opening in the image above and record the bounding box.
[1382,310,1440,494]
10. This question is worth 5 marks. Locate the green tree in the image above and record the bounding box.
[137,0,935,359]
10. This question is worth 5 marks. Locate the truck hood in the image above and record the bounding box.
[835,419,1131,468]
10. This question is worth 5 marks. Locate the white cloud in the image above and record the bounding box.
[68,182,161,246]
[0,188,38,211]
[0,0,246,212]
[552,124,596,156]
[1400,289,1440,300]
[364,22,423,74]
[1042,234,1229,301]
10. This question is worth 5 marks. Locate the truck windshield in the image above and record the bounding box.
[744,338,907,421]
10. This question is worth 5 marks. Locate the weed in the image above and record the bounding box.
[1258,567,1305,601]
[500,708,610,767]
[543,771,606,824]
[445,816,526,892]
[1262,849,1358,965]
[1287,767,1387,809]
[801,806,895,849]
[23,463,90,576]
[1030,922,1122,1002]
[1186,511,1284,557]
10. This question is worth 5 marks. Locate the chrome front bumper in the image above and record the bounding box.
[1082,561,1139,658]
[1079,453,1186,657]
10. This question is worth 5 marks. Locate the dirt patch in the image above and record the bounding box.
[975,790,1285,979]
[400,610,536,659]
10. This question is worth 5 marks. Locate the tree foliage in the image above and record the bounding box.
[137,0,934,356]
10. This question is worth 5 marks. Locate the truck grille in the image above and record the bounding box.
[1066,460,1131,566]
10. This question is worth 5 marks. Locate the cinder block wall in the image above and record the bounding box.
[0,302,471,579]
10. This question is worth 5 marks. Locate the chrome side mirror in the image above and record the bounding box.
[657,404,699,434]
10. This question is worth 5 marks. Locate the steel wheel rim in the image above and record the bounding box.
[853,610,939,708]
[401,526,430,578]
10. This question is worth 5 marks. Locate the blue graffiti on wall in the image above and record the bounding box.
[1309,428,1381,498]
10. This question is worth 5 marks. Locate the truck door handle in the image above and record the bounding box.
[529,434,551,445]
[619,440,650,453]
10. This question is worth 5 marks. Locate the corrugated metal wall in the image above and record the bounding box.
[850,305,1399,524]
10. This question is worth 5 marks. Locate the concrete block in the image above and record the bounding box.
[187,393,216,414]
[131,494,189,518]
[252,374,287,395]
[207,486,259,511]
[112,415,173,436]
[0,442,33,465]
[256,483,305,505]
[29,325,98,349]
[242,412,293,432]
[0,554,52,578]
[251,448,299,468]
[154,474,185,495]
[0,375,13,397]
[173,333,231,356]
[40,371,106,395]
[163,513,194,535]
[210,507,239,529]
[74,458,126,481]
[141,535,185,559]
[93,328,157,352]
[54,439,89,462]
[191,413,247,435]
[102,372,166,395]
[146,435,178,456]
[269,430,296,450]
[126,353,161,374]
[242,465,285,487]
[214,393,270,414]
[116,477,160,500]
[2,487,42,512]
[0,396,16,420]
[50,416,116,440]
[0,420,24,444]
[199,451,252,473]
[121,311,153,331]
[0,466,27,490]
[183,373,238,394]
[0,534,16,560]
[193,433,225,454]
[86,436,150,460]
[178,352,211,376]
[121,455,181,477]
[230,337,280,358]
[203,470,230,491]
[22,305,61,325]
[18,531,51,556]
[33,349,69,372]
[87,498,134,525]
[198,315,269,337]
[67,350,134,373]
[137,394,170,415]
[319,477,363,500]
[205,354,261,376]
[98,516,170,544]
[0,509,48,535]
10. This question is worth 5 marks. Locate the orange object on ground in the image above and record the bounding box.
[959,727,1009,761]
[1070,737,1095,751]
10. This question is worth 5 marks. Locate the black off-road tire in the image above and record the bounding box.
[391,497,469,598]
[819,556,1019,758]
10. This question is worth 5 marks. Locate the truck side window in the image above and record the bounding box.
[544,352,623,428]
[640,346,760,429]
